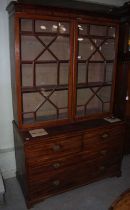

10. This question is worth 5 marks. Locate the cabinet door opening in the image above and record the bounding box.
[76,23,117,119]
[20,19,72,125]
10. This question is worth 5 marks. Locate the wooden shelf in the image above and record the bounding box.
[22,82,112,93]
[78,34,115,39]
[78,60,114,63]
[22,84,69,93]
[21,60,69,64]
[76,82,112,89]
[21,31,69,37]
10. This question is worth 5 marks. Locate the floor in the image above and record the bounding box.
[1,155,130,210]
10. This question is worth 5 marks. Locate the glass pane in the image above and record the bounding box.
[88,63,104,83]
[36,90,68,120]
[90,25,107,36]
[106,63,113,82]
[76,86,112,117]
[87,96,103,114]
[50,36,70,60]
[23,113,34,124]
[108,26,116,37]
[77,88,93,107]
[22,89,68,123]
[78,38,95,60]
[76,88,104,116]
[90,52,104,61]
[97,86,111,102]
[35,20,69,34]
[101,39,115,60]
[77,63,86,84]
[23,93,44,113]
[60,63,69,85]
[59,108,68,119]
[22,64,33,87]
[103,103,110,112]
[36,64,57,86]
[21,36,44,60]
[36,101,57,121]
[92,39,103,47]
[50,90,68,108]
[77,106,84,117]
[38,36,56,47]
[90,40,105,61]
[78,24,88,35]
[21,19,32,31]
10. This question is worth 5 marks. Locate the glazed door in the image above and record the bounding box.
[75,21,118,119]
[20,18,73,126]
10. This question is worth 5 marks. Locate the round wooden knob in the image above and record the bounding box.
[100,150,107,156]
[99,166,105,172]
[101,133,109,139]
[53,163,61,169]
[52,144,61,152]
[52,180,60,186]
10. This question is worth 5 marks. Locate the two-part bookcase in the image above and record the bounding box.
[7,1,126,208]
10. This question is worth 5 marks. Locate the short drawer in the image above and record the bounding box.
[83,125,125,151]
[25,134,83,161]
[84,125,124,140]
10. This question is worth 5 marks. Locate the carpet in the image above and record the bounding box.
[109,188,130,210]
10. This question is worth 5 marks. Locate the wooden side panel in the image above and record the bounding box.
[125,122,130,154]
[9,15,18,124]
[13,122,28,201]
[125,66,130,117]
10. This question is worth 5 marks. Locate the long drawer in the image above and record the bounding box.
[28,161,121,200]
[27,147,122,184]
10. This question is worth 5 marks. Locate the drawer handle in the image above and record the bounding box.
[52,144,61,152]
[100,150,107,156]
[101,133,109,139]
[99,166,105,171]
[53,163,61,169]
[52,180,60,186]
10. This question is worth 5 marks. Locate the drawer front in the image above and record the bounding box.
[27,147,122,184]
[84,125,124,139]
[28,160,121,200]
[27,153,83,177]
[26,135,83,160]
[83,125,125,151]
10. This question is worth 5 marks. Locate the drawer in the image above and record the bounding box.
[26,134,83,161]
[84,125,124,139]
[27,152,99,182]
[27,149,122,184]
[28,160,121,200]
[83,126,125,151]
[84,136,124,154]
[27,153,83,176]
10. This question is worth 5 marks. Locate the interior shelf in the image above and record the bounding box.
[22,82,112,93]
[21,60,69,64]
[21,32,114,39]
[21,31,70,37]
[76,82,112,89]
[22,84,69,93]
[78,34,115,39]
